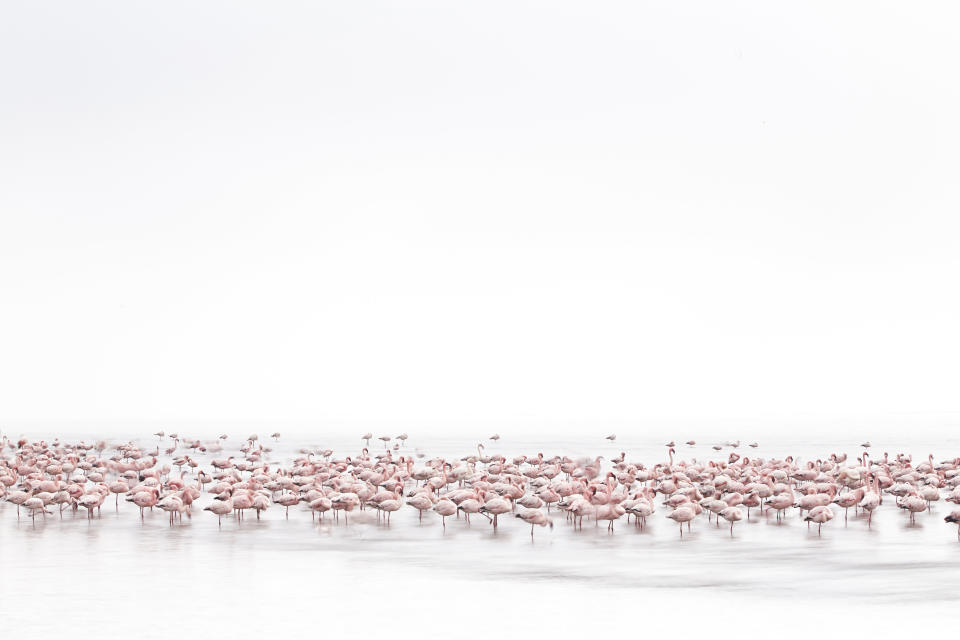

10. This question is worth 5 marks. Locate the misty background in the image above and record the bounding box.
[1,2,958,439]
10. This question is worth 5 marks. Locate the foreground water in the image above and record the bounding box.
[2,431,959,637]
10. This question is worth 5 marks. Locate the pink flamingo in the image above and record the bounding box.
[204,498,233,526]
[406,493,434,523]
[945,511,960,539]
[433,498,457,527]
[514,508,553,536]
[860,473,881,527]
[479,493,512,529]
[720,506,743,535]
[667,505,696,536]
[804,505,834,535]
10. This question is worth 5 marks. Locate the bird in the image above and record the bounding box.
[1,432,955,551]
[719,506,743,535]
[605,434,616,441]
[204,499,233,526]
[595,501,627,532]
[479,494,512,529]
[764,490,794,523]
[667,505,696,536]
[406,494,434,522]
[514,509,553,536]
[158,494,185,525]
[898,493,927,524]
[433,499,457,527]
[834,491,860,522]
[804,505,834,535]
[456,496,485,525]
[374,494,402,524]
[24,497,51,522]
[945,511,960,539]
[6,490,30,518]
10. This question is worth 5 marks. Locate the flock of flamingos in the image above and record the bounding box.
[2,431,960,539]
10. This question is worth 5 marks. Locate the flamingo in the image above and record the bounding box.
[158,494,184,525]
[406,493,434,522]
[433,498,457,527]
[456,495,487,525]
[514,509,553,536]
[667,505,696,536]
[719,506,743,535]
[3,432,958,554]
[860,473,881,527]
[479,494,512,529]
[23,497,50,522]
[764,488,794,523]
[374,493,402,524]
[898,492,927,524]
[204,498,233,526]
[945,511,960,539]
[804,505,834,535]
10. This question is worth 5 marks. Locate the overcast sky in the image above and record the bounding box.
[1,2,958,434]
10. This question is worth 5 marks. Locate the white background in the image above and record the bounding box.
[2,2,959,438]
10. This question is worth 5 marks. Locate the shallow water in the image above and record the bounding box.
[2,432,959,637]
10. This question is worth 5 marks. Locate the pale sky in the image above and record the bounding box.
[1,2,958,434]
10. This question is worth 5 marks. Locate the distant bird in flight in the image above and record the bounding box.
[605,434,616,441]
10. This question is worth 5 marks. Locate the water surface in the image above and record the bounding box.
[2,432,958,637]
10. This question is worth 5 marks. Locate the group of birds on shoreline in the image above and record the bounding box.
[2,432,960,540]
